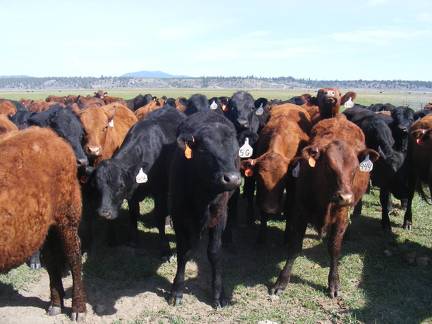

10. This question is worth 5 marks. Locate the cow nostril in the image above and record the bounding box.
[221,172,241,188]
[77,158,89,167]
[338,193,353,204]
[98,209,112,220]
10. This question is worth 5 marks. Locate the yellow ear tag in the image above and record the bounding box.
[185,144,192,159]
[308,157,316,168]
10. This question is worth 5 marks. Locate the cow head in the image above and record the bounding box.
[317,88,356,119]
[390,107,415,151]
[227,91,257,131]
[94,90,108,99]
[177,120,241,193]
[241,152,290,214]
[0,101,17,117]
[80,104,117,160]
[302,141,378,206]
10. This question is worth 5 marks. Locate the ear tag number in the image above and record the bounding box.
[210,101,218,110]
[136,168,148,183]
[239,137,253,158]
[359,154,373,172]
[344,97,354,109]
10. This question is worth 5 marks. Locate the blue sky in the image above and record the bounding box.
[1,0,431,80]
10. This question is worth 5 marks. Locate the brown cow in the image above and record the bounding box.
[241,104,311,242]
[135,99,164,120]
[77,96,105,109]
[24,100,62,112]
[0,114,18,135]
[175,97,188,113]
[79,103,137,165]
[0,100,17,117]
[403,115,432,228]
[317,88,356,119]
[46,95,67,103]
[0,127,86,320]
[102,96,127,105]
[270,114,378,298]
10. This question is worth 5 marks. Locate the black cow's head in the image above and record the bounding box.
[177,117,241,193]
[390,107,415,151]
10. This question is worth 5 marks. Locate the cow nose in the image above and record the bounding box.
[335,192,353,205]
[77,158,89,167]
[398,125,408,133]
[98,208,113,220]
[86,146,102,156]
[238,119,249,128]
[221,172,242,189]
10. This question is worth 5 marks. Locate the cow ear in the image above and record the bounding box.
[103,104,117,122]
[341,91,357,105]
[302,145,320,167]
[358,149,379,163]
[177,133,195,150]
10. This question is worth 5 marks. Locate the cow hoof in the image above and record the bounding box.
[168,294,182,306]
[212,298,229,309]
[47,305,62,316]
[71,312,86,322]
[30,262,41,270]
[329,285,340,298]
[403,222,412,230]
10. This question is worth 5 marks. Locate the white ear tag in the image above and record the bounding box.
[292,162,300,178]
[359,154,373,172]
[256,104,264,116]
[136,168,148,183]
[239,137,253,158]
[108,119,114,128]
[344,97,354,109]
[210,101,218,110]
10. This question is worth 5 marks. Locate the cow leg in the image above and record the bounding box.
[328,216,348,298]
[42,229,65,316]
[29,250,41,269]
[400,198,408,210]
[380,189,392,232]
[169,228,191,306]
[222,188,239,248]
[270,216,307,295]
[127,196,140,248]
[352,199,362,218]
[283,180,296,244]
[243,176,255,225]
[153,193,171,260]
[208,224,228,308]
[257,211,269,244]
[57,225,86,321]
[403,191,414,230]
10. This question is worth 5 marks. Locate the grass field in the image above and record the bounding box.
[1,88,432,109]
[0,88,432,323]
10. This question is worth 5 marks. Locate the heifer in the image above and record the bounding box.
[77,96,105,109]
[174,97,188,113]
[169,111,241,308]
[92,107,186,256]
[403,115,432,229]
[270,114,378,298]
[134,99,165,120]
[343,107,409,230]
[316,88,356,119]
[0,114,18,136]
[184,94,209,115]
[79,103,137,165]
[0,127,86,320]
[241,104,311,242]
[126,94,154,111]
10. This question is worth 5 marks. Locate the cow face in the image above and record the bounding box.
[227,91,257,131]
[177,123,241,193]
[93,160,131,220]
[49,109,88,167]
[391,107,415,151]
[317,88,356,119]
[303,141,378,207]
[80,106,116,159]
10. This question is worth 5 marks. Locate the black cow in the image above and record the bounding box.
[208,97,226,115]
[126,94,153,111]
[343,107,409,230]
[184,94,209,115]
[91,107,186,257]
[414,109,432,121]
[169,111,241,308]
[367,103,396,112]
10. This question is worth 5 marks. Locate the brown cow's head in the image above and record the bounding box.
[317,88,356,119]
[79,104,117,159]
[0,101,17,117]
[302,140,378,206]
[94,90,108,99]
[241,152,290,214]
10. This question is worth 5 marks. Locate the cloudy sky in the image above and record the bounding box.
[1,0,431,79]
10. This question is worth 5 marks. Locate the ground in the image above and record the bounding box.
[1,189,432,324]
[1,89,432,323]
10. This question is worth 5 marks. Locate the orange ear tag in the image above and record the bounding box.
[185,144,192,159]
[244,168,254,177]
[308,157,316,168]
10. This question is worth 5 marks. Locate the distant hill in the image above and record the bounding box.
[121,70,188,78]
[0,75,31,78]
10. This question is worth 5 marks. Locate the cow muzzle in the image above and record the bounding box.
[220,171,242,190]
[98,208,116,220]
[86,145,102,156]
[333,192,354,206]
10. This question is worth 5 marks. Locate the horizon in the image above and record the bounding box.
[1,0,431,81]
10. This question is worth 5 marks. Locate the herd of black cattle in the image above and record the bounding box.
[1,89,432,320]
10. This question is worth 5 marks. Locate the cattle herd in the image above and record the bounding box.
[1,89,432,320]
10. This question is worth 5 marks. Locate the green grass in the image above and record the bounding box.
[1,88,431,109]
